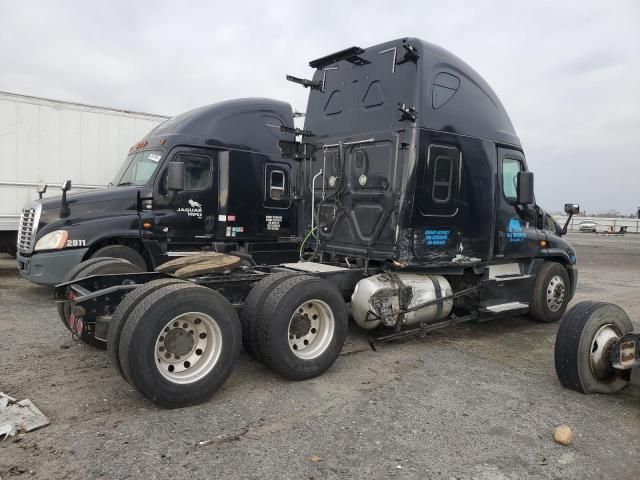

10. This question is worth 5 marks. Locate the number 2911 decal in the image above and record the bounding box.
[66,239,86,247]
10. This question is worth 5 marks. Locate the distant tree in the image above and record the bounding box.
[595,209,621,218]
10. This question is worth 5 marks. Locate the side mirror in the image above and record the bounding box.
[516,171,534,205]
[167,162,185,192]
[564,203,579,215]
[560,203,580,236]
[60,180,72,218]
[37,183,47,199]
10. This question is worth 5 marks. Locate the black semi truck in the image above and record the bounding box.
[55,38,582,407]
[16,98,299,285]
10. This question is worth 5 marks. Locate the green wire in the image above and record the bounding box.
[299,226,318,259]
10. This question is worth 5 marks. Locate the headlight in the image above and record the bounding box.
[34,230,68,251]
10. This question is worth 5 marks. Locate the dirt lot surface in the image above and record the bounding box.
[1,233,638,479]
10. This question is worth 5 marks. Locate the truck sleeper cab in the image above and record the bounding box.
[17,98,299,285]
[294,38,578,322]
[55,38,581,408]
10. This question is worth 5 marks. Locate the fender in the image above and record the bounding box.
[533,250,578,301]
[539,247,574,266]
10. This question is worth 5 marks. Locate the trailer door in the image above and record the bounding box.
[494,148,540,259]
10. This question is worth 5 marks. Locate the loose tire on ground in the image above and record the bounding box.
[256,275,348,381]
[240,272,301,362]
[58,257,141,348]
[107,278,188,379]
[90,244,147,270]
[555,301,633,394]
[529,261,570,323]
[118,283,242,408]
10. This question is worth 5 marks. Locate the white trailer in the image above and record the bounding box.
[0,91,168,255]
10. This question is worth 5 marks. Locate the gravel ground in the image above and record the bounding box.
[0,233,638,479]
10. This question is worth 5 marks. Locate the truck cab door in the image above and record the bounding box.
[152,148,218,246]
[494,148,540,259]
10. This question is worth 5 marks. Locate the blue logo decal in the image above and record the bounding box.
[425,229,450,247]
[507,218,526,243]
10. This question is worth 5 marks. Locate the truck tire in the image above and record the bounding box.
[57,257,125,331]
[6,242,17,258]
[90,245,147,270]
[256,275,347,380]
[107,278,187,379]
[118,284,242,408]
[240,272,300,362]
[555,301,633,393]
[529,262,570,323]
[57,257,128,345]
[58,258,143,348]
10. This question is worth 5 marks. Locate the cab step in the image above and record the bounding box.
[481,302,529,313]
[493,274,533,282]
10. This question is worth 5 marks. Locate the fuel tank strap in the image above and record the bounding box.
[428,274,443,318]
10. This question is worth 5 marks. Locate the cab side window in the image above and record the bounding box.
[161,153,212,193]
[542,212,558,233]
[501,158,522,202]
[180,154,212,191]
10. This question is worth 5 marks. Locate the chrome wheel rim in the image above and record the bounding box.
[155,312,222,384]
[288,299,335,360]
[589,324,620,379]
[546,275,566,312]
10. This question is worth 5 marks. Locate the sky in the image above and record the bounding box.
[0,0,638,215]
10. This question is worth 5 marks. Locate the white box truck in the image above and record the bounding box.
[0,91,168,255]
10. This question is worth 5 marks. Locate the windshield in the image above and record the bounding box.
[111,150,163,186]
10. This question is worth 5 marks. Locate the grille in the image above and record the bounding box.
[17,204,41,254]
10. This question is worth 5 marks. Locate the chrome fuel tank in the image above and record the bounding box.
[351,273,453,329]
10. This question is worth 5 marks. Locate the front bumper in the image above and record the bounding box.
[17,248,89,286]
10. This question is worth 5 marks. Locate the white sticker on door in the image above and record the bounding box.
[266,215,282,231]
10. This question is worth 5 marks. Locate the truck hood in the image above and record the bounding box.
[37,186,143,233]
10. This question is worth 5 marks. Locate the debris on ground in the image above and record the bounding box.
[552,425,573,446]
[309,455,322,462]
[0,393,50,440]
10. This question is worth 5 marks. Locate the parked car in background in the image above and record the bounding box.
[579,220,597,232]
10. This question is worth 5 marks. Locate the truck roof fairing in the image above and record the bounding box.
[148,98,295,155]
[305,38,520,147]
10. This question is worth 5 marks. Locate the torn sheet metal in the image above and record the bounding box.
[0,393,50,439]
